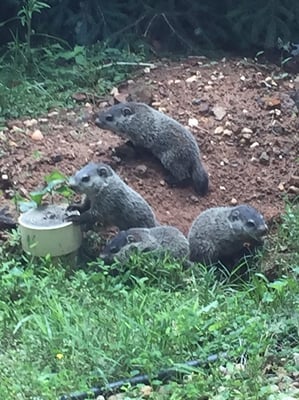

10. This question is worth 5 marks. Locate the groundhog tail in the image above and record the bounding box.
[191,163,209,196]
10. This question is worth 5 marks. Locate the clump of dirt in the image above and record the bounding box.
[1,56,298,236]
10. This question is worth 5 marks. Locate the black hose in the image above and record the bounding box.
[59,352,227,400]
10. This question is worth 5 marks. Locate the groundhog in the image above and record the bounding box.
[95,102,209,195]
[0,206,16,230]
[65,162,157,229]
[100,225,190,266]
[188,205,268,266]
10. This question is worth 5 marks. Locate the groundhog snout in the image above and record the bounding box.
[68,177,78,190]
[259,223,268,235]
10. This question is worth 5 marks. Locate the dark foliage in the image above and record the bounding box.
[1,0,299,53]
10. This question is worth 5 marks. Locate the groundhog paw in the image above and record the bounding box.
[64,213,81,224]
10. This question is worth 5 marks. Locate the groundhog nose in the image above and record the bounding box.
[68,177,77,189]
[105,114,113,122]
[260,223,268,235]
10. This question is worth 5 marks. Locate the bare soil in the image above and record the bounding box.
[1,56,298,236]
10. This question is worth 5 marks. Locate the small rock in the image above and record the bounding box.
[185,75,198,83]
[151,101,161,107]
[214,126,224,134]
[135,164,147,176]
[220,186,226,191]
[190,195,199,203]
[174,79,181,84]
[231,198,238,205]
[160,180,165,186]
[114,92,129,103]
[242,109,249,114]
[192,98,202,105]
[52,124,64,130]
[220,161,224,166]
[242,133,252,141]
[110,87,119,96]
[11,126,24,133]
[47,111,59,117]
[223,129,232,136]
[197,101,210,113]
[278,182,285,191]
[23,118,38,128]
[241,127,253,134]
[204,85,213,91]
[259,96,281,109]
[38,118,48,123]
[188,117,199,127]
[31,129,43,141]
[250,142,259,149]
[212,105,226,121]
[259,152,270,165]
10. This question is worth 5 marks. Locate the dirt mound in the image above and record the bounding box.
[1,57,298,235]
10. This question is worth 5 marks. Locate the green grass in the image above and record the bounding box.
[0,202,298,399]
[0,43,145,121]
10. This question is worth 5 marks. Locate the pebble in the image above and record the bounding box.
[185,75,198,83]
[250,142,259,149]
[47,111,59,117]
[188,117,198,127]
[223,129,233,136]
[278,182,285,191]
[38,118,48,123]
[231,198,238,205]
[214,126,224,134]
[192,98,202,105]
[160,180,165,186]
[212,105,227,121]
[220,186,226,191]
[259,152,270,165]
[31,129,43,141]
[241,127,253,134]
[242,133,252,141]
[190,195,199,203]
[23,118,38,127]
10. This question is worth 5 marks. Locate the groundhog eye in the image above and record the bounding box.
[106,114,113,122]
[122,107,132,117]
[246,220,256,228]
[110,246,118,254]
[81,176,90,183]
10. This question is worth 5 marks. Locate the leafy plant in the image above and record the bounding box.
[17,0,50,54]
[17,170,73,212]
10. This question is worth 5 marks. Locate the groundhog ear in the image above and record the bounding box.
[97,167,108,177]
[122,107,133,117]
[127,234,136,243]
[230,209,240,221]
